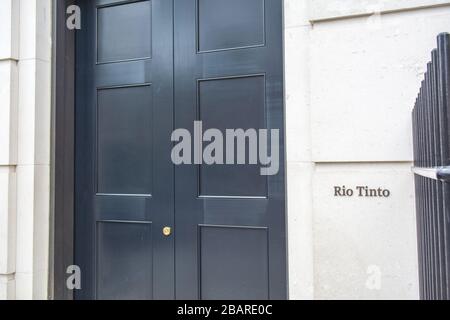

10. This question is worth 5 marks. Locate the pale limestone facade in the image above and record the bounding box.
[285,0,450,300]
[1,0,450,300]
[0,0,52,299]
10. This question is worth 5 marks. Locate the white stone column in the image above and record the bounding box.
[14,0,52,300]
[0,0,19,300]
[284,0,315,300]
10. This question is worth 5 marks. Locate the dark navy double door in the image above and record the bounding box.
[75,0,286,300]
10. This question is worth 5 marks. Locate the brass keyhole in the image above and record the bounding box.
[163,226,172,237]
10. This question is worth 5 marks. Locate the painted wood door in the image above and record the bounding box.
[75,0,286,300]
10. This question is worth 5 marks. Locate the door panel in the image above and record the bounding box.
[198,75,268,198]
[97,84,153,196]
[96,221,153,300]
[75,0,286,300]
[97,0,152,63]
[197,0,265,52]
[199,226,270,300]
[75,0,174,300]
[174,0,286,299]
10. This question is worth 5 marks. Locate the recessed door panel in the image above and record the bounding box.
[96,222,153,300]
[198,75,267,198]
[199,226,269,300]
[197,0,265,52]
[97,85,153,196]
[97,0,152,63]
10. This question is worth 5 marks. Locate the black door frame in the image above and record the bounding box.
[51,0,288,300]
[51,0,77,300]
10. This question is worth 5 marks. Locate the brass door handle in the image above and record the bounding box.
[163,226,172,237]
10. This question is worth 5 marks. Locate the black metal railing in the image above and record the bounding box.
[412,33,450,300]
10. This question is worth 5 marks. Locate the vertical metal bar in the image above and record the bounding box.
[437,33,450,299]
[424,83,431,300]
[421,71,428,299]
[429,55,441,299]
[418,105,425,300]
[421,81,431,299]
[417,104,425,300]
[417,89,425,299]
[427,61,438,299]
[414,105,424,299]
[419,83,428,299]
[416,92,424,299]
[432,48,445,299]
[426,65,431,300]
